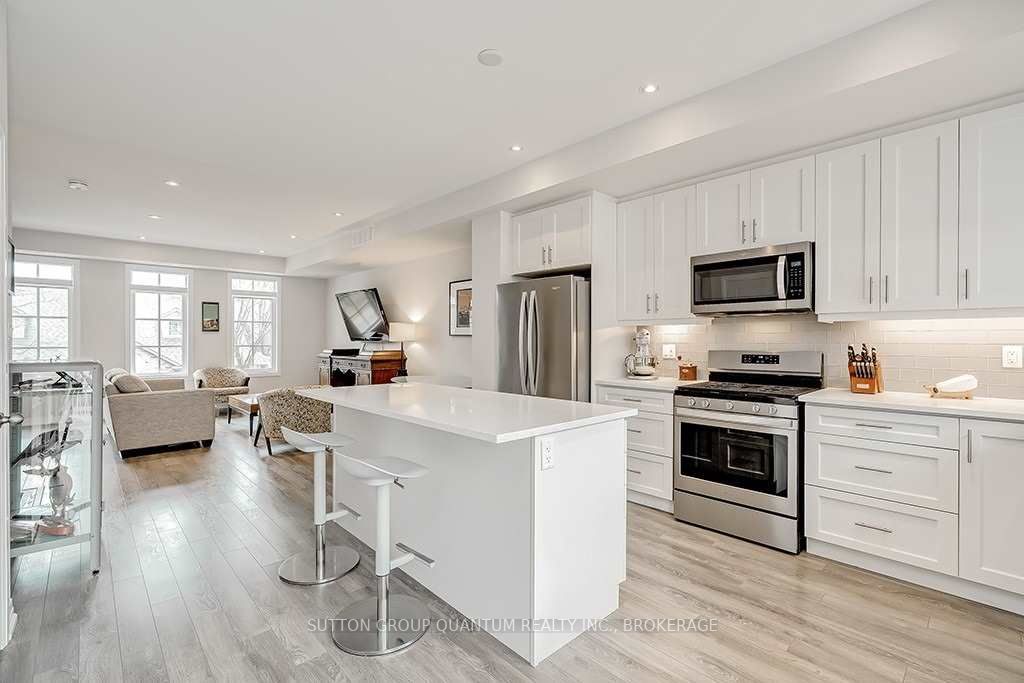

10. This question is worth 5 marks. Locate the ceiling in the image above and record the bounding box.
[9,0,929,264]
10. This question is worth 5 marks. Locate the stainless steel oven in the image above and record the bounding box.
[691,241,813,315]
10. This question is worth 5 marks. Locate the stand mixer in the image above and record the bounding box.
[624,328,659,379]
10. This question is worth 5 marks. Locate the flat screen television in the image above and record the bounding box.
[335,288,389,341]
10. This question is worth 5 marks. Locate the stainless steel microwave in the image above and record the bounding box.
[691,242,813,315]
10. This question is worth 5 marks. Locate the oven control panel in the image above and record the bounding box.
[741,354,780,365]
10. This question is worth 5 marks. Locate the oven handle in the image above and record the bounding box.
[777,256,787,300]
[673,407,798,434]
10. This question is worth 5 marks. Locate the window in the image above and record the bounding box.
[128,266,190,376]
[12,256,78,362]
[230,275,279,374]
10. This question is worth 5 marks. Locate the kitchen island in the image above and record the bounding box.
[299,383,636,665]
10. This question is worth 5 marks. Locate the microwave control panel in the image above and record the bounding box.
[786,254,805,299]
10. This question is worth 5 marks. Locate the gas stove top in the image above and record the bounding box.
[674,381,820,405]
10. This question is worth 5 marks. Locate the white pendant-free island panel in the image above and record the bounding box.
[299,384,636,665]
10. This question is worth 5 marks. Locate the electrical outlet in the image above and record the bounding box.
[1003,345,1023,369]
[540,437,554,470]
[662,343,677,359]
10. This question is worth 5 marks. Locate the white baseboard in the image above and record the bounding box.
[627,490,673,513]
[807,539,1024,616]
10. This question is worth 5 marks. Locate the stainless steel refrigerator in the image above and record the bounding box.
[497,275,590,401]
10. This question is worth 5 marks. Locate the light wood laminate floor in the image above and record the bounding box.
[2,416,1023,682]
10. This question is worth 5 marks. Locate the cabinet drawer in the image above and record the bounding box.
[805,433,958,512]
[626,412,673,457]
[597,386,674,415]
[805,405,959,449]
[805,486,957,575]
[626,451,673,501]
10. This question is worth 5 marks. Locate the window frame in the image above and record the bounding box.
[126,264,192,378]
[12,254,80,363]
[228,273,281,377]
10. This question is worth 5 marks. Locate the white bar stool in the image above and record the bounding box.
[329,452,434,656]
[278,427,361,585]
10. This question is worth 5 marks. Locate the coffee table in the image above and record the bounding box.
[227,393,260,436]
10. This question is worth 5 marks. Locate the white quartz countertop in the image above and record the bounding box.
[595,377,703,392]
[800,388,1024,423]
[299,384,637,444]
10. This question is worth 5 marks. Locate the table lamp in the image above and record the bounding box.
[388,322,416,377]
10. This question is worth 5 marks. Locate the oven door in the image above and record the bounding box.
[674,409,798,517]
[691,242,812,315]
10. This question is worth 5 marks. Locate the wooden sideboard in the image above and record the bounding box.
[329,350,406,386]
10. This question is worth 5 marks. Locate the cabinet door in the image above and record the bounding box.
[960,420,1024,594]
[550,196,591,268]
[960,102,1024,309]
[651,186,695,320]
[750,156,815,247]
[693,171,749,255]
[616,196,653,321]
[814,140,881,315]
[512,208,546,274]
[880,121,959,312]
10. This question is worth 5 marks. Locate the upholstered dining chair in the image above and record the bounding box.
[255,386,331,455]
[193,367,250,411]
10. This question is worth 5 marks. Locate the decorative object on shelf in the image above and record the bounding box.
[624,328,658,378]
[201,301,221,332]
[448,279,472,336]
[388,322,416,377]
[925,374,978,400]
[677,357,698,381]
[847,344,884,394]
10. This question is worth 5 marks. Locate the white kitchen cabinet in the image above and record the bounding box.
[616,196,654,321]
[750,155,815,246]
[959,420,1024,595]
[814,140,882,315]
[616,187,696,323]
[510,196,592,275]
[959,102,1024,310]
[880,121,959,312]
[694,171,749,255]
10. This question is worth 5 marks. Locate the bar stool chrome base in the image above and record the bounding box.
[330,577,430,656]
[278,546,359,585]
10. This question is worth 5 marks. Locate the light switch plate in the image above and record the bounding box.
[540,437,554,470]
[1003,345,1023,369]
[662,343,677,359]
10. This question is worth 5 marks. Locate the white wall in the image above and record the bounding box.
[470,211,506,391]
[326,247,472,382]
[14,228,327,392]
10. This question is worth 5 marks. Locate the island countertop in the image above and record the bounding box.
[299,384,637,443]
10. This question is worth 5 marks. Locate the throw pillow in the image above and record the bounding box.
[113,374,152,394]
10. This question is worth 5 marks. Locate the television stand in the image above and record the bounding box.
[329,349,406,387]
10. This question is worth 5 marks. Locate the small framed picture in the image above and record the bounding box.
[201,301,220,332]
[449,279,472,336]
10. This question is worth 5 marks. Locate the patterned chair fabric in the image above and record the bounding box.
[257,386,331,440]
[193,367,250,403]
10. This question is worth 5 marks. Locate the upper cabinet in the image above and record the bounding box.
[959,102,1024,310]
[616,187,696,324]
[510,197,591,276]
[880,121,959,312]
[815,140,881,316]
[693,171,749,255]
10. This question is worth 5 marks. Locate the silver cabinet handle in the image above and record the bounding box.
[855,522,893,534]
[626,468,642,475]
[0,412,24,427]
[646,294,651,314]
[547,245,553,264]
[964,269,969,300]
[741,220,747,243]
[626,428,642,434]
[967,428,973,463]
[541,245,546,265]
[620,397,643,403]
[854,465,893,474]
[868,276,873,304]
[654,293,660,313]
[855,423,893,429]
[752,218,758,242]
[884,275,889,304]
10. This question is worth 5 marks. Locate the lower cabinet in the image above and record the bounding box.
[959,420,1024,595]
[626,451,673,501]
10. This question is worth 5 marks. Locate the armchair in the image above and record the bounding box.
[192,367,250,407]
[255,386,331,455]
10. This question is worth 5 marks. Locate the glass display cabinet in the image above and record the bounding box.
[8,361,103,573]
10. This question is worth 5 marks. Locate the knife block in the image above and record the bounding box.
[848,361,884,394]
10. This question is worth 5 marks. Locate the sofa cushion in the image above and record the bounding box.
[113,373,152,394]
[105,367,129,382]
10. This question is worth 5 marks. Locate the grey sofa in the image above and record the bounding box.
[103,368,215,455]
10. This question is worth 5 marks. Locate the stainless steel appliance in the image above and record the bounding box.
[673,350,824,553]
[497,275,590,401]
[624,328,658,378]
[691,241,813,315]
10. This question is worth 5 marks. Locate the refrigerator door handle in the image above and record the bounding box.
[527,290,539,395]
[518,291,528,394]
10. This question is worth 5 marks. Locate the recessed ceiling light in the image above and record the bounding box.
[640,83,659,94]
[164,180,180,187]
[258,249,265,254]
[289,234,297,239]
[138,235,147,240]
[334,212,344,217]
[477,49,503,67]
[509,145,523,152]
[148,214,163,220]
[67,179,89,191]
